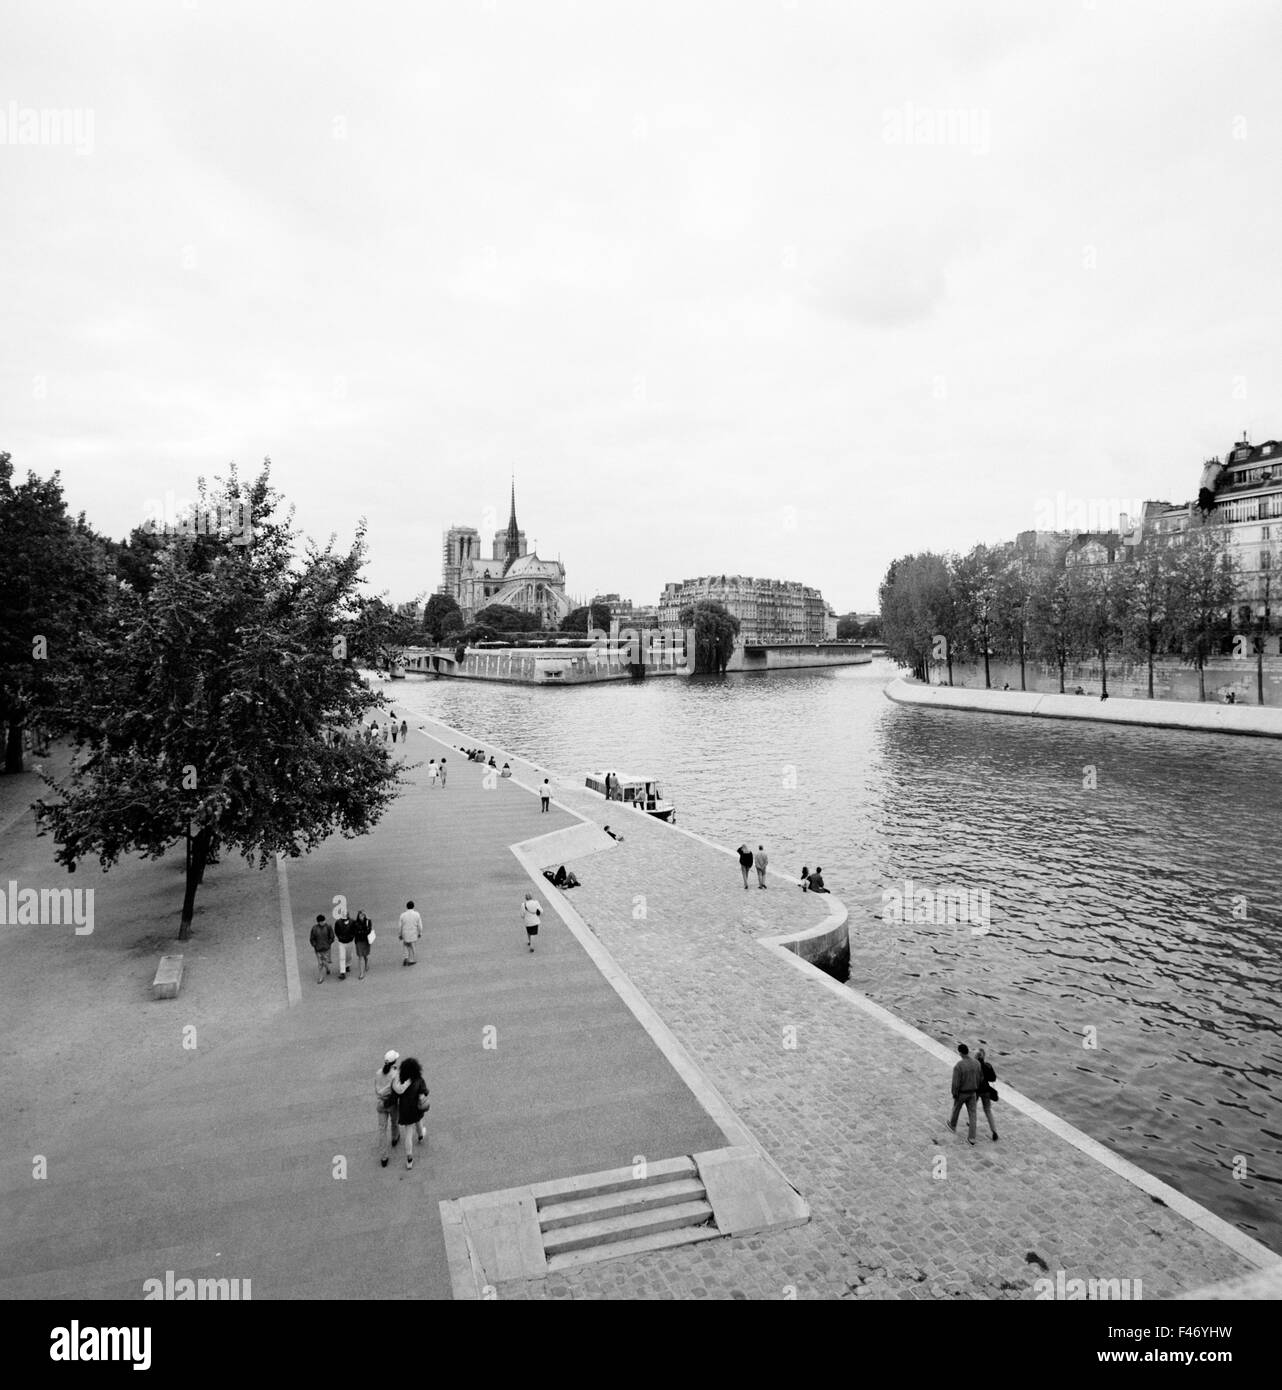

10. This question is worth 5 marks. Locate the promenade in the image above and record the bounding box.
[0,731,723,1299]
[2,711,1277,1300]
[886,675,1282,737]
[413,710,1276,1300]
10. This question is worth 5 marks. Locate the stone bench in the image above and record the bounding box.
[152,954,184,1000]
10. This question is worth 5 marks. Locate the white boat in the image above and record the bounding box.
[585,770,675,821]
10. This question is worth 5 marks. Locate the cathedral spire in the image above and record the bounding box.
[503,475,521,572]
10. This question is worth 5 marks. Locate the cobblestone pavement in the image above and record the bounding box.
[419,714,1258,1301]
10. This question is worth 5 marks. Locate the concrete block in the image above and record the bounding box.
[151,954,184,1000]
[695,1145,809,1239]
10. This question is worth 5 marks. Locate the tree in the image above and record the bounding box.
[951,545,1002,688]
[0,453,115,773]
[836,612,860,640]
[349,596,422,671]
[992,555,1032,690]
[1064,561,1125,698]
[34,466,408,939]
[422,593,462,644]
[560,603,613,634]
[1171,523,1237,701]
[475,603,541,632]
[678,600,739,674]
[1027,546,1072,693]
[1118,539,1178,699]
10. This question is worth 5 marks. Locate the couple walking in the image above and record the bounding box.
[375,1049,431,1169]
[947,1043,1000,1143]
[427,757,448,787]
[736,843,768,889]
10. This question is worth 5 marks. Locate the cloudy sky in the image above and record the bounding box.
[3,0,1280,612]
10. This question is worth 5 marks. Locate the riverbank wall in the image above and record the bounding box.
[726,642,873,672]
[942,654,1282,706]
[886,675,1282,737]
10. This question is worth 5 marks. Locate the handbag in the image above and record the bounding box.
[987,1085,999,1103]
[417,1085,430,1113]
[367,929,375,944]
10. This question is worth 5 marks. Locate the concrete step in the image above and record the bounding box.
[533,1155,698,1208]
[545,1222,721,1274]
[541,1199,714,1256]
[538,1177,707,1231]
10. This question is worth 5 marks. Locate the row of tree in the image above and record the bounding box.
[878,527,1261,701]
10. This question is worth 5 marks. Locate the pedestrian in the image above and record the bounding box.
[398,900,422,966]
[540,778,550,813]
[754,844,769,889]
[976,1047,1000,1142]
[438,757,447,788]
[428,758,438,787]
[375,1048,401,1166]
[947,1043,984,1144]
[333,909,356,979]
[400,718,408,740]
[391,721,398,744]
[521,891,542,952]
[310,913,334,984]
[383,721,390,742]
[392,1057,430,1169]
[808,866,830,894]
[352,909,374,980]
[736,844,754,890]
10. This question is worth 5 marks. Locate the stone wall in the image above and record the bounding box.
[937,656,1282,705]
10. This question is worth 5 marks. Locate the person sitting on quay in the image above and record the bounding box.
[500,762,512,778]
[487,755,497,768]
[604,825,623,842]
[799,865,810,890]
[807,866,830,894]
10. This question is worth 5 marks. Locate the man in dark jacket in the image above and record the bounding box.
[309,914,334,984]
[947,1043,984,1143]
[333,911,356,980]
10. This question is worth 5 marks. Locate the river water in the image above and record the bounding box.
[389,660,1282,1253]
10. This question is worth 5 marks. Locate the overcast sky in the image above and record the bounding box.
[3,0,1280,612]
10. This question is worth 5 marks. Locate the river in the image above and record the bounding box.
[387,659,1282,1253]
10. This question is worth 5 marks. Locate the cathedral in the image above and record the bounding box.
[440,483,570,629]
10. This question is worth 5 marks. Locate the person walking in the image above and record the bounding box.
[521,891,542,952]
[375,1048,401,1166]
[736,844,754,890]
[400,718,408,741]
[392,1057,430,1169]
[391,720,398,744]
[428,758,438,788]
[754,844,769,889]
[309,914,334,983]
[352,909,374,980]
[333,909,356,979]
[976,1047,1000,1142]
[398,900,423,966]
[438,757,447,788]
[540,778,550,813]
[947,1043,984,1144]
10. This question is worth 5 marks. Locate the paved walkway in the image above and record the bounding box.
[0,728,724,1299]
[413,713,1273,1300]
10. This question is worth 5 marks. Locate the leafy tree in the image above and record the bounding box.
[35,466,407,939]
[951,545,1002,687]
[560,603,613,634]
[1027,552,1073,693]
[678,600,739,674]
[423,592,461,643]
[878,553,954,682]
[1118,539,1179,699]
[0,453,115,773]
[835,612,860,640]
[349,596,422,671]
[475,602,541,632]
[992,554,1033,690]
[1064,561,1126,697]
[1171,523,1237,701]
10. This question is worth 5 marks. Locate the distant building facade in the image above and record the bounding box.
[658,574,832,644]
[1196,435,1282,620]
[440,484,570,629]
[592,593,660,628]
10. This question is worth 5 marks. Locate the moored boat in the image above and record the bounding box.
[585,770,675,821]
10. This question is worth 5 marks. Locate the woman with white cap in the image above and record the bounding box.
[375,1049,401,1167]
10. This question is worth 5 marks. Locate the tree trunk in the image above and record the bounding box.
[982,638,990,689]
[1258,641,1264,706]
[178,827,213,940]
[1058,652,1066,694]
[1018,635,1026,691]
[1197,652,1206,703]
[946,651,954,686]
[1147,641,1155,700]
[4,720,25,774]
[1099,645,1108,698]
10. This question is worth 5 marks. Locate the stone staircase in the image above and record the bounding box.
[535,1156,719,1272]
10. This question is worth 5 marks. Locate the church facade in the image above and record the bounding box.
[440,485,570,629]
